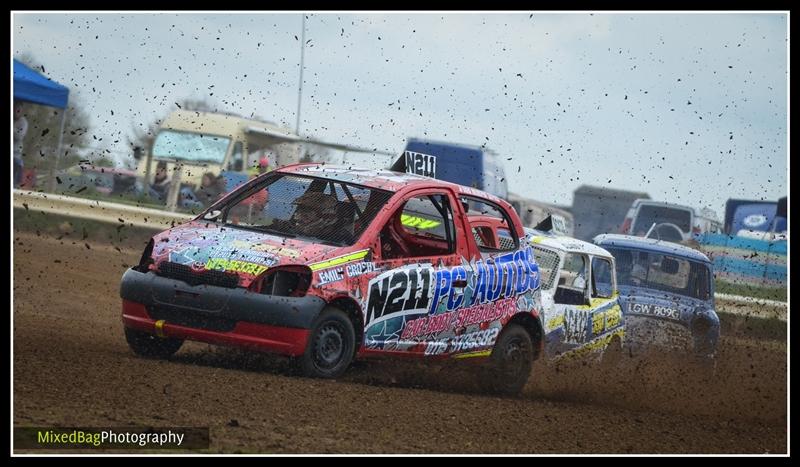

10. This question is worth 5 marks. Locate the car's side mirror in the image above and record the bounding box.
[203,209,222,220]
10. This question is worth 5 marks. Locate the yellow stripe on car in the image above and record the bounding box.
[309,249,370,272]
[547,315,565,330]
[453,349,492,359]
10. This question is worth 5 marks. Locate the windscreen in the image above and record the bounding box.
[210,173,393,247]
[632,205,692,235]
[607,247,711,300]
[152,129,231,164]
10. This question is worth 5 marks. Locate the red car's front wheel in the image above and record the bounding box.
[125,327,184,359]
[299,307,356,379]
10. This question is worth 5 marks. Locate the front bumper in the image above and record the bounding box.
[120,268,327,356]
[624,315,718,359]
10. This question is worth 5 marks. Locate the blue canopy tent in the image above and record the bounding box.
[13,59,70,190]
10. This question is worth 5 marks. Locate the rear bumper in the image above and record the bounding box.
[120,268,327,356]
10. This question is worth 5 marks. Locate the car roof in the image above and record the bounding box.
[593,234,712,263]
[525,228,614,259]
[277,163,504,202]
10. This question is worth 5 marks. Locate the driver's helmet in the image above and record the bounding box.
[292,191,339,235]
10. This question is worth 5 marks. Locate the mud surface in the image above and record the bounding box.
[13,232,787,453]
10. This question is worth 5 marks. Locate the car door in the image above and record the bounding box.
[553,252,593,355]
[456,196,539,356]
[553,253,622,358]
[361,189,472,355]
[588,255,623,344]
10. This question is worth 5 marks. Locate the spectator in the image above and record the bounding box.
[13,100,28,188]
[196,172,227,207]
[149,161,170,201]
[247,156,271,178]
[233,158,271,215]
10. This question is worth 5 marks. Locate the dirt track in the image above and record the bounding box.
[13,231,787,454]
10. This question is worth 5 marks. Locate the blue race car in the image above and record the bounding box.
[593,234,719,363]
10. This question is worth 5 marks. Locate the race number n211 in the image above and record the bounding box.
[404,151,437,178]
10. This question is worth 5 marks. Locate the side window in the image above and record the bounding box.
[380,194,455,260]
[591,257,614,298]
[461,196,518,252]
[555,253,588,305]
[227,142,243,172]
[497,228,515,250]
[532,246,560,290]
[472,226,494,248]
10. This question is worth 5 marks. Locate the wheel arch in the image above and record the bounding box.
[504,312,544,361]
[327,296,365,352]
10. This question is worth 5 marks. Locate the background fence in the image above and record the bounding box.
[697,232,787,289]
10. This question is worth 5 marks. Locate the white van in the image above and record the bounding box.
[620,199,722,242]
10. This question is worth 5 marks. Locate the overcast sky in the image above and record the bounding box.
[12,11,788,215]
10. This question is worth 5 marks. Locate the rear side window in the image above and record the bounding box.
[555,252,588,305]
[560,253,587,290]
[461,196,518,252]
[532,246,560,290]
[591,257,614,298]
[497,228,515,250]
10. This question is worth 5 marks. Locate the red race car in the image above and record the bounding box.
[121,164,543,394]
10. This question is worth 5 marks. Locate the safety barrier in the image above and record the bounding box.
[697,232,787,288]
[13,189,194,229]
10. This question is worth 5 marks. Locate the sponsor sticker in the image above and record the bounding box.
[317,267,345,286]
[205,258,268,276]
[345,261,378,278]
[310,249,370,272]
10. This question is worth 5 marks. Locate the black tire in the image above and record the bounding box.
[125,327,183,359]
[482,324,534,395]
[300,307,356,379]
